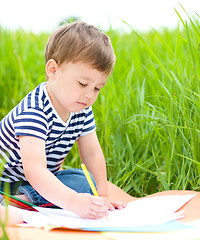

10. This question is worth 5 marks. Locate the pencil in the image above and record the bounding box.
[5,196,37,211]
[0,190,37,209]
[81,163,98,196]
[81,163,108,220]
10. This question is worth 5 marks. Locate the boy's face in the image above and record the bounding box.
[46,60,108,121]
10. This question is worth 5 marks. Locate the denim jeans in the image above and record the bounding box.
[17,168,96,207]
[0,194,5,206]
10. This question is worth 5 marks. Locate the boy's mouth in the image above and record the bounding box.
[77,101,87,106]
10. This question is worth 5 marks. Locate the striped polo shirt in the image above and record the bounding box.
[0,82,96,183]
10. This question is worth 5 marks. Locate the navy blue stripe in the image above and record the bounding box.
[35,85,40,108]
[21,99,25,112]
[14,118,47,129]
[48,150,67,155]
[71,112,85,119]
[45,107,52,115]
[84,118,94,126]
[15,126,46,135]
[51,130,65,135]
[41,91,46,102]
[85,109,93,117]
[82,125,96,133]
[53,121,67,127]
[27,92,32,106]
[69,120,84,127]
[18,111,47,122]
[62,135,78,141]
[64,129,81,135]
[11,110,14,123]
[15,104,19,116]
[46,134,78,142]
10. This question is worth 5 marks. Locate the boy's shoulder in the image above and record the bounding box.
[3,82,49,124]
[26,82,47,109]
[15,82,48,115]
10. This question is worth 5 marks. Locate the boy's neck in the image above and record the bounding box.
[46,83,70,123]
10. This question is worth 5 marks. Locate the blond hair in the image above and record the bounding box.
[45,21,115,78]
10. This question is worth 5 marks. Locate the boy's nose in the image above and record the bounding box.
[84,90,94,99]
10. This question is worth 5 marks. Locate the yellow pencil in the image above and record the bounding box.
[81,163,108,220]
[81,163,99,196]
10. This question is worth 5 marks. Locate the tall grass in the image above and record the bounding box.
[1,9,200,199]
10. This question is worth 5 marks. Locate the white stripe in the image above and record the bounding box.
[0,150,10,163]
[47,160,63,166]
[31,88,36,108]
[0,177,12,183]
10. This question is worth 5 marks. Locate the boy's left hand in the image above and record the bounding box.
[100,196,127,211]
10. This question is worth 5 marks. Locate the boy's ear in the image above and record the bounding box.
[46,59,58,79]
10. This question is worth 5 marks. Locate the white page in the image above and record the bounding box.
[15,194,195,229]
[105,194,195,227]
[17,208,182,229]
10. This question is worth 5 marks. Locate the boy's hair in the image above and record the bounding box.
[45,21,115,79]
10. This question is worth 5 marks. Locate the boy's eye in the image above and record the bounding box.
[79,82,87,87]
[95,87,100,91]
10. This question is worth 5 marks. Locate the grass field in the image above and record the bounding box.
[1,9,200,199]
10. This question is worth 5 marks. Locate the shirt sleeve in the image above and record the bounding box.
[80,107,96,136]
[13,108,48,140]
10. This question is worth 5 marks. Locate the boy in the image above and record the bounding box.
[0,21,126,219]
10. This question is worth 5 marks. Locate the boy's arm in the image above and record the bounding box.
[77,131,108,197]
[19,135,107,219]
[77,131,127,210]
[19,135,76,207]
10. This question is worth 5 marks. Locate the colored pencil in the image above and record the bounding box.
[0,190,37,210]
[81,164,99,196]
[5,196,37,211]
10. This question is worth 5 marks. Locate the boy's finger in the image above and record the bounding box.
[89,208,108,219]
[107,202,115,211]
[91,196,105,205]
[92,203,108,213]
[112,201,127,209]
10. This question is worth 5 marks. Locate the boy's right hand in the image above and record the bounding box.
[70,193,108,219]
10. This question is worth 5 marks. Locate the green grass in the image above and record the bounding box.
[1,9,200,200]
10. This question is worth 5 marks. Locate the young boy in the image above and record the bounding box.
[0,21,126,219]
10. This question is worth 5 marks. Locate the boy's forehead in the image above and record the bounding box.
[73,63,108,83]
[60,61,108,84]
